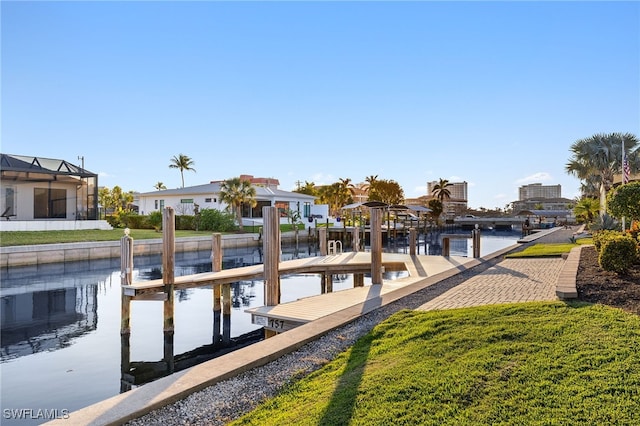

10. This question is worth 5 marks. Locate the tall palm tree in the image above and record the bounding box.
[219,177,257,232]
[154,182,167,191]
[431,178,452,202]
[566,132,639,215]
[169,154,196,188]
[338,178,355,205]
[364,175,378,186]
[364,175,379,201]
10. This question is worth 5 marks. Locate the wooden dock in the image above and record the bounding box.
[122,251,476,332]
[120,207,482,339]
[245,252,477,332]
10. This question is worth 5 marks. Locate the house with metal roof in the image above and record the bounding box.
[0,154,111,231]
[136,177,321,227]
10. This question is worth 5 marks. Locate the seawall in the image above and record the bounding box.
[0,232,312,268]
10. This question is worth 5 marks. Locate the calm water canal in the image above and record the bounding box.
[0,229,520,425]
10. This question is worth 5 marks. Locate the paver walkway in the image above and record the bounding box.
[417,257,563,310]
[417,226,579,311]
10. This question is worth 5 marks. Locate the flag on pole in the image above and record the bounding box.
[623,151,631,184]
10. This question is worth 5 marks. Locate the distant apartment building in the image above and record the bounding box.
[427,181,468,216]
[512,183,573,212]
[518,183,561,200]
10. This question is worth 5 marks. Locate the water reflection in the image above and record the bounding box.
[1,284,98,361]
[0,230,520,424]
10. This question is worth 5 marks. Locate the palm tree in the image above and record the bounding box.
[566,132,639,215]
[364,175,378,187]
[431,178,452,202]
[154,182,167,191]
[338,178,355,205]
[219,177,257,232]
[293,181,317,196]
[169,154,196,188]
[364,175,379,201]
[573,197,599,225]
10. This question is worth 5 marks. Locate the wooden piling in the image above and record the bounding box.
[263,206,280,338]
[352,227,360,252]
[120,228,133,334]
[353,273,364,287]
[370,207,383,284]
[163,207,175,333]
[120,333,131,393]
[318,227,327,256]
[472,227,481,258]
[409,227,417,256]
[442,237,450,257]
[324,274,333,293]
[222,282,231,344]
[263,206,280,306]
[212,233,222,343]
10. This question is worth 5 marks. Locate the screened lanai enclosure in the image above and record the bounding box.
[0,154,99,222]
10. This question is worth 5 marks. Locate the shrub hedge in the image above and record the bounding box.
[593,230,639,274]
[105,209,238,232]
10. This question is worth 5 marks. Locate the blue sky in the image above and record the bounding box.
[2,1,639,209]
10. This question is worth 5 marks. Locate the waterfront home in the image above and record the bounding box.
[136,174,324,227]
[0,153,111,231]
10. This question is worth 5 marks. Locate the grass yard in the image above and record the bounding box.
[506,238,593,258]
[0,224,304,247]
[231,302,640,426]
[0,229,217,246]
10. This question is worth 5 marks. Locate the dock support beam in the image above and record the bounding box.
[120,228,133,335]
[353,273,364,287]
[263,206,280,338]
[222,282,231,344]
[472,227,481,258]
[352,227,360,252]
[162,207,175,374]
[120,228,133,392]
[212,233,222,344]
[409,227,417,256]
[370,207,383,285]
[163,207,175,333]
[318,227,327,256]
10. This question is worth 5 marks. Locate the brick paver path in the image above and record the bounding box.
[417,257,564,311]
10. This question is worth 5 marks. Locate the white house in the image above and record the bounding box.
[136,176,324,227]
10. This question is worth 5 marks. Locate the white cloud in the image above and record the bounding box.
[515,172,552,184]
[411,185,427,197]
[310,173,336,186]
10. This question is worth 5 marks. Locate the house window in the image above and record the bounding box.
[2,186,16,218]
[180,199,194,204]
[34,188,67,218]
[304,202,311,218]
[160,200,165,210]
[249,201,271,218]
[155,200,158,209]
[205,198,212,203]
[275,201,288,217]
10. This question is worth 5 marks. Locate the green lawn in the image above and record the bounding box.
[0,229,236,247]
[231,302,640,426]
[506,237,593,258]
[0,224,303,247]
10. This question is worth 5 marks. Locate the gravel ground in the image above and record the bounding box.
[127,228,575,425]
